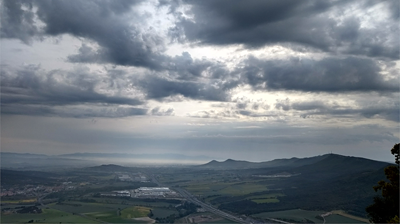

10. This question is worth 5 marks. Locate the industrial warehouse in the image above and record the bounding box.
[133,187,179,198]
[100,187,180,198]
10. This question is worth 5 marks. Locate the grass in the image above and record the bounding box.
[185,181,269,196]
[218,183,269,196]
[120,206,150,219]
[48,201,130,213]
[152,207,179,219]
[1,208,97,223]
[325,214,366,223]
[331,210,369,223]
[201,218,237,223]
[2,198,37,204]
[251,198,279,203]
[85,211,142,223]
[246,193,284,200]
[252,209,325,223]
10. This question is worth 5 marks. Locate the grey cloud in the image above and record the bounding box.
[1,0,169,69]
[138,75,229,101]
[188,109,240,119]
[149,107,175,116]
[275,98,291,111]
[35,0,167,69]
[239,56,398,92]
[172,0,399,58]
[1,104,147,118]
[167,52,212,79]
[0,0,40,44]
[1,0,236,79]
[387,0,400,19]
[0,65,146,117]
[301,105,400,122]
[273,98,400,122]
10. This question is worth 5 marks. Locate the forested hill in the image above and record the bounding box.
[198,153,391,170]
[210,154,393,217]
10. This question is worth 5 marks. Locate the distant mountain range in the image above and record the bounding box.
[0,152,219,170]
[1,152,392,174]
[197,153,391,171]
[60,152,216,161]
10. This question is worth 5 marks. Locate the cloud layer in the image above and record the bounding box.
[1,0,398,122]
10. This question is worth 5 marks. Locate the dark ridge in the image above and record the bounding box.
[197,153,391,170]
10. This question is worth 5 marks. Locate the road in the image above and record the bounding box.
[150,174,269,224]
[174,187,249,224]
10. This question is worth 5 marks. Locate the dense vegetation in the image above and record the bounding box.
[366,143,399,223]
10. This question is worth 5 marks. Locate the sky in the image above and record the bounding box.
[0,0,399,162]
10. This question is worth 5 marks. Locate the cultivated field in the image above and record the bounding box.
[1,208,97,223]
[120,206,150,219]
[252,209,368,223]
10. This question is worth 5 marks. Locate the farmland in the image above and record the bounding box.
[120,206,151,218]
[252,209,368,223]
[2,153,393,223]
[1,208,97,223]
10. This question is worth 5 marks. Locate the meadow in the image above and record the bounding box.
[48,201,131,213]
[120,206,150,219]
[1,208,96,223]
[252,209,368,223]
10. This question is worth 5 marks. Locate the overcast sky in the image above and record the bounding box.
[1,0,399,162]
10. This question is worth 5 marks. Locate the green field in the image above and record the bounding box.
[85,210,142,223]
[325,214,366,223]
[218,183,269,195]
[1,208,97,223]
[253,209,325,223]
[251,198,279,203]
[49,201,131,213]
[252,209,368,223]
[152,207,179,219]
[184,181,269,196]
[2,198,37,204]
[245,193,284,200]
[120,206,150,219]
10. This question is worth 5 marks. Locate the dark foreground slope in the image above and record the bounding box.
[209,154,391,217]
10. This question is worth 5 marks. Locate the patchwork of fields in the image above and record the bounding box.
[253,209,367,223]
[1,208,97,223]
[1,198,182,224]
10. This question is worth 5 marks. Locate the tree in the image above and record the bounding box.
[366,143,399,223]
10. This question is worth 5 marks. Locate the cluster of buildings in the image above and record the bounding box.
[117,172,147,182]
[100,187,180,198]
[1,184,71,197]
[133,187,176,197]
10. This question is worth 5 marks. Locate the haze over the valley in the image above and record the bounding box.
[1,0,399,162]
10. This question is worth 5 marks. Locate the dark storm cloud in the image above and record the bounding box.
[238,56,398,92]
[1,0,169,69]
[36,0,169,69]
[0,66,143,114]
[167,52,212,80]
[172,0,399,58]
[138,75,229,101]
[0,0,40,44]
[0,0,237,77]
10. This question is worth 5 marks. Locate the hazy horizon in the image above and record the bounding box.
[1,150,395,166]
[1,0,399,163]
